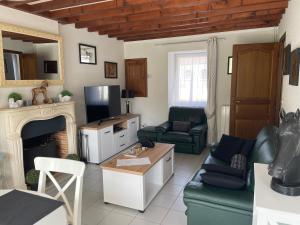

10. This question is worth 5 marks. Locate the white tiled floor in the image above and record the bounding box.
[47,150,208,225]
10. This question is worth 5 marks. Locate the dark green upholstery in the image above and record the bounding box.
[158,107,207,154]
[137,126,158,142]
[137,107,207,154]
[183,126,278,225]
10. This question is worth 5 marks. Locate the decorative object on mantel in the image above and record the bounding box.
[269,109,300,196]
[8,92,23,108]
[289,48,300,86]
[79,43,97,65]
[32,80,53,105]
[283,44,291,75]
[227,56,233,75]
[59,90,73,102]
[121,89,135,113]
[104,61,118,78]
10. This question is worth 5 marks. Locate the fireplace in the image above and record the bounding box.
[22,116,66,173]
[0,102,77,189]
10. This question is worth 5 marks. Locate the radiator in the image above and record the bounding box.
[219,105,230,140]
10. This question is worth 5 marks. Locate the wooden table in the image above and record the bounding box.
[100,143,174,212]
[253,164,300,225]
[0,189,67,225]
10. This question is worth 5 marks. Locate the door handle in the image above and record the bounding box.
[235,101,241,104]
[166,157,172,162]
[120,144,125,147]
[131,121,136,124]
[104,131,111,134]
[120,135,125,138]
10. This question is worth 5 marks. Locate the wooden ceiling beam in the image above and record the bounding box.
[122,20,279,42]
[74,1,287,29]
[46,0,219,20]
[98,9,284,36]
[108,14,282,38]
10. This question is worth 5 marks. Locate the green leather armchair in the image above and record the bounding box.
[183,126,278,225]
[156,107,207,154]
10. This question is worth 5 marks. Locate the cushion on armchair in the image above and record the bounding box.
[172,121,191,132]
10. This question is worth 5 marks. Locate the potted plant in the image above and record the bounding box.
[8,92,23,108]
[59,90,73,102]
[25,169,40,191]
[66,154,80,161]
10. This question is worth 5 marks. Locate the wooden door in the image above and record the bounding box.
[230,43,280,139]
[125,58,147,97]
[21,54,38,80]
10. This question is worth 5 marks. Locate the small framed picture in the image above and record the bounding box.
[283,44,291,75]
[104,61,118,79]
[79,43,97,65]
[227,56,233,74]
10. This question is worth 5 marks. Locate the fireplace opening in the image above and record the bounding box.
[21,116,66,173]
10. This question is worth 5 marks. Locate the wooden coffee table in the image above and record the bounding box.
[100,143,174,212]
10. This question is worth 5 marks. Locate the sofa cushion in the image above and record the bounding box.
[172,121,191,132]
[202,164,244,178]
[249,126,278,164]
[203,154,228,167]
[184,170,253,211]
[160,131,193,143]
[240,140,256,157]
[202,172,246,190]
[212,135,245,163]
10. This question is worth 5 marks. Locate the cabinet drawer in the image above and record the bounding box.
[162,149,174,183]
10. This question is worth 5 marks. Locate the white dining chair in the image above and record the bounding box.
[34,157,86,225]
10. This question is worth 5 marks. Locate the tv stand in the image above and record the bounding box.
[98,116,120,125]
[80,114,139,164]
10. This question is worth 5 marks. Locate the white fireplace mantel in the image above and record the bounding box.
[0,101,77,189]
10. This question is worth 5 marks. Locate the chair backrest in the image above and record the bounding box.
[34,157,85,225]
[168,106,207,126]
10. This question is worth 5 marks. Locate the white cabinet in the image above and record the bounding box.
[127,117,139,146]
[100,126,114,161]
[80,115,139,164]
[114,130,128,154]
[162,150,174,184]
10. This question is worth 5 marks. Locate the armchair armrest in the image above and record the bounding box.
[189,124,208,135]
[155,121,170,133]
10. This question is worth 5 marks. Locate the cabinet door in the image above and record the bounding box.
[100,126,114,160]
[125,58,147,97]
[127,118,139,146]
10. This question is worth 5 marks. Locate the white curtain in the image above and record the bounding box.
[205,37,218,145]
[168,51,207,108]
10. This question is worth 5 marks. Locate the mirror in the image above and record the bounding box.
[0,22,64,87]
[2,31,59,80]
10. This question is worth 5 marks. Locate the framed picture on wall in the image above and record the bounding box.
[79,43,97,65]
[289,48,300,86]
[283,44,291,75]
[227,56,233,74]
[104,61,118,79]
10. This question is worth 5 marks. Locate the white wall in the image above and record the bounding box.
[0,6,61,108]
[59,24,125,125]
[278,0,300,113]
[124,28,277,138]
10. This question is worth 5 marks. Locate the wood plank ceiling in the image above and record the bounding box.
[0,0,288,41]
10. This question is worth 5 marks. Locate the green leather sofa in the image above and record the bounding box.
[155,107,207,154]
[183,126,277,225]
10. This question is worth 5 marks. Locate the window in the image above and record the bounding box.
[168,51,207,107]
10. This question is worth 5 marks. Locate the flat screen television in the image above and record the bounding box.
[84,85,121,123]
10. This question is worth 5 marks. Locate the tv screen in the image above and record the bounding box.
[44,61,58,73]
[84,85,121,123]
